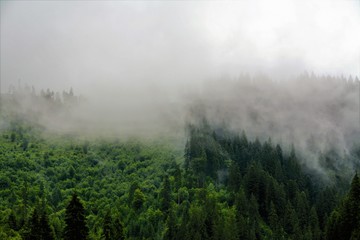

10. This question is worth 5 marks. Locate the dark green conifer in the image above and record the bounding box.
[164,207,177,240]
[132,188,145,210]
[112,217,125,240]
[39,212,54,240]
[8,211,18,231]
[160,175,172,214]
[27,208,41,240]
[64,193,88,240]
[103,211,112,240]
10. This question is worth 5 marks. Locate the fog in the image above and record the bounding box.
[2,1,359,90]
[1,1,360,168]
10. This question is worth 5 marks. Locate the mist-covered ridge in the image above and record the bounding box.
[1,73,360,176]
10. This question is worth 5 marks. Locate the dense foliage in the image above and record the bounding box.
[325,173,360,239]
[0,115,359,239]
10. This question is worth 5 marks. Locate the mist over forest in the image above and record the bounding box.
[1,0,359,141]
[2,72,360,173]
[1,1,360,240]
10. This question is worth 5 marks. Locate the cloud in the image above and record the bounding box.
[1,0,359,93]
[1,1,360,174]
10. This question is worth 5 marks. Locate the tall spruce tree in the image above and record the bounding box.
[326,173,360,240]
[64,193,88,240]
[102,211,125,240]
[27,208,41,240]
[8,211,18,231]
[112,217,125,240]
[102,211,112,240]
[39,211,54,240]
[342,172,360,239]
[160,175,171,215]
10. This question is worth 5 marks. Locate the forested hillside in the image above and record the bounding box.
[0,113,359,239]
[2,0,360,239]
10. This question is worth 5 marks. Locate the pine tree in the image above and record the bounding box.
[325,173,360,240]
[102,211,112,240]
[220,207,238,240]
[160,175,172,215]
[132,188,145,210]
[102,211,125,240]
[164,207,177,240]
[39,211,54,240]
[51,186,62,209]
[173,164,182,191]
[26,208,41,240]
[236,214,248,240]
[8,211,18,231]
[268,202,279,233]
[204,190,219,239]
[184,139,191,170]
[64,193,88,240]
[295,191,309,227]
[325,210,341,240]
[186,204,208,240]
[283,201,299,237]
[128,181,140,205]
[309,206,321,240]
[228,162,241,191]
[340,173,360,239]
[112,217,125,240]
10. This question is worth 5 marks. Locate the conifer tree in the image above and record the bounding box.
[27,208,41,240]
[39,212,54,240]
[164,207,177,240]
[102,211,125,240]
[160,175,171,215]
[64,193,88,240]
[132,188,145,210]
[326,173,360,240]
[22,207,53,240]
[102,211,112,240]
[8,211,18,231]
[340,173,360,239]
[309,206,321,240]
[112,217,125,240]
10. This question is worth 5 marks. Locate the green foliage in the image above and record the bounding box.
[160,175,172,215]
[132,188,146,211]
[102,211,125,240]
[21,207,54,240]
[64,193,88,240]
[0,116,358,239]
[325,173,360,240]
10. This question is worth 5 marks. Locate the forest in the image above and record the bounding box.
[0,83,359,239]
[2,0,360,238]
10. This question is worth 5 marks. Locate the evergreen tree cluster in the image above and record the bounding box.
[182,121,359,239]
[6,84,79,107]
[0,118,359,239]
[325,173,360,240]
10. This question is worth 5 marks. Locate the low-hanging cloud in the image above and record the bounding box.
[1,0,359,92]
[1,1,360,171]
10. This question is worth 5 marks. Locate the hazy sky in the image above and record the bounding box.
[1,0,360,95]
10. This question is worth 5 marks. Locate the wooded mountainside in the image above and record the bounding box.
[2,0,360,238]
[0,114,359,239]
[0,80,359,239]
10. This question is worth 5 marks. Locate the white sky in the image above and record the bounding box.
[1,0,360,94]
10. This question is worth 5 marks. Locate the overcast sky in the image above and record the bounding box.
[1,0,360,95]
